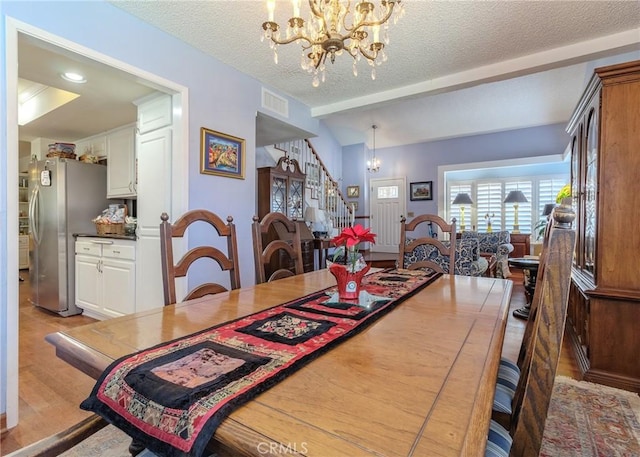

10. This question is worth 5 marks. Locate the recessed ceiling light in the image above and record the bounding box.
[61,72,87,83]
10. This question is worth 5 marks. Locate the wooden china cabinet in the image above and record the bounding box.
[565,60,640,393]
[257,157,314,276]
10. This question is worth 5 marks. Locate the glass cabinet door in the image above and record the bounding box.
[288,178,304,219]
[583,107,598,277]
[570,133,581,267]
[271,176,287,214]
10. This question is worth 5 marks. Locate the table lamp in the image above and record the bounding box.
[504,190,528,233]
[304,207,326,238]
[452,193,474,231]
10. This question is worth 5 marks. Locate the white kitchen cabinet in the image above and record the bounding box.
[75,238,136,320]
[75,134,106,159]
[136,94,171,134]
[106,125,136,198]
[135,127,172,311]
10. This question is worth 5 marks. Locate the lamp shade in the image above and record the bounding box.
[504,190,528,204]
[304,207,324,223]
[542,203,556,216]
[452,193,474,205]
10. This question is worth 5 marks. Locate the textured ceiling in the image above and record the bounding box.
[18,2,640,149]
[108,0,640,148]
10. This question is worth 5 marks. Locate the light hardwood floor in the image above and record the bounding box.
[0,269,580,455]
[1,274,97,455]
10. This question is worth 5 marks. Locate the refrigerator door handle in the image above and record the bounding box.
[29,186,41,245]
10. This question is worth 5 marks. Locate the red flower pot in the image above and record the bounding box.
[328,262,371,300]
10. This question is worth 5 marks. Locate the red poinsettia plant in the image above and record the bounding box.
[331,224,377,273]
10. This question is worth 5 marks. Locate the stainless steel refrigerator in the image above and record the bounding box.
[28,158,110,316]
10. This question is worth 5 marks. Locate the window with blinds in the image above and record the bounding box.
[537,178,567,214]
[446,174,568,234]
[476,183,503,232]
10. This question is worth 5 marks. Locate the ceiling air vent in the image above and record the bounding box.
[262,88,289,118]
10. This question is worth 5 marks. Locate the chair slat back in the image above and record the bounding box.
[252,212,304,284]
[509,207,576,456]
[398,214,457,274]
[160,210,240,306]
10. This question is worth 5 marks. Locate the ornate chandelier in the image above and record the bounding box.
[261,0,404,87]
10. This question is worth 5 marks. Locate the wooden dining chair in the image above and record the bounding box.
[398,214,457,274]
[160,210,240,306]
[487,206,576,457]
[252,212,304,284]
[493,214,555,421]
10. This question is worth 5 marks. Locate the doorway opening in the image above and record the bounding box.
[4,19,188,431]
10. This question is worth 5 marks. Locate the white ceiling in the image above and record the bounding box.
[17,1,640,151]
[17,34,156,143]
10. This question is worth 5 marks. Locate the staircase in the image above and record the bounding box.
[274,139,353,235]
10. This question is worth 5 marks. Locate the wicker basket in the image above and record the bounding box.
[95,222,124,236]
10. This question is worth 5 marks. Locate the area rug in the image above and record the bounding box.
[540,376,640,457]
[58,424,132,457]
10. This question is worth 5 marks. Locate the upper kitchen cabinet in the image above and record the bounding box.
[106,124,136,198]
[137,93,172,134]
[76,134,107,160]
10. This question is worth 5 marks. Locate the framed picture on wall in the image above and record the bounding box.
[306,163,320,187]
[346,185,360,198]
[409,181,433,201]
[200,127,245,179]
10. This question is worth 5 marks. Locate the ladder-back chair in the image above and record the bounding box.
[160,210,240,306]
[487,206,576,457]
[398,214,457,274]
[252,212,304,284]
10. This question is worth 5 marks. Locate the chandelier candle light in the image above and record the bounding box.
[262,0,404,87]
[452,193,473,231]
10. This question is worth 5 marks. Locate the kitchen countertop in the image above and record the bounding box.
[74,233,137,241]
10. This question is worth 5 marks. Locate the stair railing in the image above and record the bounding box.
[274,139,353,234]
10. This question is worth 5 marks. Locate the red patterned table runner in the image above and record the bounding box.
[80,269,440,457]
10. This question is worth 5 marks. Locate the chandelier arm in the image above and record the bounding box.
[269,33,316,47]
[307,0,326,22]
[313,51,328,69]
[353,1,399,32]
[359,45,379,61]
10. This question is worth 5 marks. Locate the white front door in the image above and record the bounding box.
[369,177,406,253]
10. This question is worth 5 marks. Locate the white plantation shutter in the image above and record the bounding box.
[447,174,569,234]
[538,178,567,215]
[476,182,503,232]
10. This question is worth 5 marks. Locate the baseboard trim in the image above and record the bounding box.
[1,412,7,434]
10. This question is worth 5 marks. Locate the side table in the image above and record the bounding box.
[313,238,333,270]
[508,257,540,320]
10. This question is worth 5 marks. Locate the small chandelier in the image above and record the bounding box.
[367,124,380,173]
[261,0,404,87]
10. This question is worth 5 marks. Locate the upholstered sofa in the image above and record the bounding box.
[461,231,514,278]
[403,237,489,277]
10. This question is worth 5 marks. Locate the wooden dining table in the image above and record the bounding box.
[46,269,512,457]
